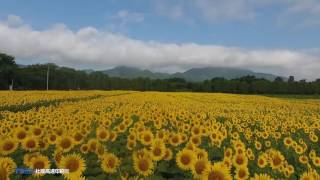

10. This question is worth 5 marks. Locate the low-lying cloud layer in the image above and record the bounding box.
[0,16,319,80]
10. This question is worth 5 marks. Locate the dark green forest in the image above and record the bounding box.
[1,53,320,94]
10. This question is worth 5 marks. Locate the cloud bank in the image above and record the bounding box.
[0,15,319,80]
[154,0,320,27]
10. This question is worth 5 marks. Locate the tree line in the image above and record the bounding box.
[1,53,320,94]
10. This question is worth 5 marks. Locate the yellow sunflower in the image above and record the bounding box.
[283,137,293,148]
[38,139,49,151]
[169,134,181,147]
[133,148,150,160]
[176,149,196,170]
[254,141,262,150]
[80,144,89,154]
[156,130,165,140]
[73,131,85,144]
[312,157,320,167]
[223,157,232,170]
[0,157,16,180]
[233,153,248,169]
[95,143,106,157]
[127,140,136,151]
[53,149,63,167]
[87,138,99,152]
[133,151,154,177]
[300,170,319,180]
[140,130,154,146]
[191,126,202,136]
[22,136,39,152]
[191,157,210,179]
[202,162,232,180]
[190,135,202,146]
[31,126,44,137]
[163,148,173,161]
[150,139,166,161]
[101,153,120,174]
[30,155,51,176]
[269,151,284,170]
[47,133,58,145]
[128,133,136,141]
[13,127,28,142]
[96,128,109,142]
[299,155,309,165]
[23,152,41,167]
[0,137,18,155]
[257,154,268,168]
[196,148,209,160]
[109,131,118,142]
[57,135,75,153]
[60,153,86,180]
[251,173,274,180]
[224,148,233,159]
[234,167,249,180]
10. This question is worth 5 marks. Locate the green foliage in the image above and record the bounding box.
[0,53,17,89]
[1,52,320,94]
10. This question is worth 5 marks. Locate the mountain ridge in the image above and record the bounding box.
[100,66,285,81]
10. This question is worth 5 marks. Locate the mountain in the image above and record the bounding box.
[82,69,95,74]
[101,66,283,82]
[17,64,28,68]
[171,67,280,81]
[101,66,170,79]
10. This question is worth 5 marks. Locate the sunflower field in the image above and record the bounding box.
[0,91,319,180]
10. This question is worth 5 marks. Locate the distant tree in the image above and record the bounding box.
[274,76,284,82]
[0,53,17,89]
[2,52,320,94]
[288,76,295,83]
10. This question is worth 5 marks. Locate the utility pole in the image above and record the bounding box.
[46,64,50,91]
[9,79,13,91]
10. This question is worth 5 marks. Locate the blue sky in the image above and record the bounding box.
[1,0,319,48]
[0,0,320,79]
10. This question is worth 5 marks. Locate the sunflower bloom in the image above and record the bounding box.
[0,137,18,155]
[191,157,210,179]
[233,153,248,168]
[257,154,268,168]
[163,148,173,161]
[60,153,86,180]
[235,167,249,180]
[140,130,154,146]
[0,157,16,180]
[101,153,120,174]
[150,139,166,161]
[22,136,39,152]
[269,151,284,170]
[176,149,196,170]
[30,155,51,176]
[133,151,154,177]
[251,173,274,180]
[57,135,75,153]
[202,162,232,180]
[13,127,28,142]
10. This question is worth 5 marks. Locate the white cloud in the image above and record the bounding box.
[191,0,255,22]
[107,10,144,25]
[6,14,23,26]
[106,10,144,33]
[153,0,320,27]
[277,0,320,28]
[154,1,185,20]
[0,15,319,80]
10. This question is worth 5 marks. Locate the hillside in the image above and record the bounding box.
[101,66,282,81]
